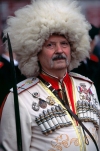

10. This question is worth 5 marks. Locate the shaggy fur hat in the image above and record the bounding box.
[4,0,91,77]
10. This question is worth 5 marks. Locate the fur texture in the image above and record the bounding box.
[4,0,91,77]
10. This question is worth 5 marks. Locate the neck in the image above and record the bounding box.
[42,68,67,79]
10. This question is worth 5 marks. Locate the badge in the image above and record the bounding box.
[32,102,40,111]
[32,92,40,98]
[46,96,55,105]
[32,92,47,109]
[77,83,87,94]
[39,98,47,109]
[80,94,86,100]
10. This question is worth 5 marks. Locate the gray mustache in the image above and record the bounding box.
[52,54,67,60]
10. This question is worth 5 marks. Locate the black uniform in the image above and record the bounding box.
[0,55,26,107]
[72,24,100,102]
[72,57,99,82]
[72,56,100,103]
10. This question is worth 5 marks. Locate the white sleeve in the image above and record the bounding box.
[98,107,100,150]
[92,84,100,150]
[0,92,32,151]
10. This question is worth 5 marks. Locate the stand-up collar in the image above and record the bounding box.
[39,70,70,90]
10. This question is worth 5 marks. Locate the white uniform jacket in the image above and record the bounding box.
[0,72,100,151]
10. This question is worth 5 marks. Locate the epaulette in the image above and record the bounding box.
[69,72,93,84]
[10,77,39,94]
[0,62,4,68]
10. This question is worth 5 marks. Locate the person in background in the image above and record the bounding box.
[72,24,100,82]
[0,0,100,151]
[94,27,100,61]
[0,32,26,107]
[72,25,100,102]
[93,27,100,102]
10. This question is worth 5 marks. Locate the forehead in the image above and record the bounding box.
[45,34,68,43]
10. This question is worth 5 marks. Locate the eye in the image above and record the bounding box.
[45,43,55,49]
[61,41,69,47]
[47,43,52,47]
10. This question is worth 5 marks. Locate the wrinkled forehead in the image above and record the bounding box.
[43,33,69,45]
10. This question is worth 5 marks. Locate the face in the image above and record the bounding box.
[38,34,71,74]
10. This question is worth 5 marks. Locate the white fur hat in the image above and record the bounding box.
[4,0,91,77]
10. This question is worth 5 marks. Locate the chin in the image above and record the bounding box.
[54,65,67,70]
[56,63,67,68]
[50,61,68,69]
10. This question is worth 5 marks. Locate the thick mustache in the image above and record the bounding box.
[52,54,67,60]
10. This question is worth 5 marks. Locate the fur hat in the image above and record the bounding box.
[4,0,91,77]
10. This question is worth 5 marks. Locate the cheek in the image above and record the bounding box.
[64,48,71,57]
[38,51,53,63]
[43,51,53,60]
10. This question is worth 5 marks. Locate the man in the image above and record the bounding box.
[72,24,100,81]
[0,0,100,151]
[0,32,26,107]
[93,27,100,102]
[72,25,100,101]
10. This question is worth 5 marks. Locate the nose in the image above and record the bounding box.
[55,43,63,53]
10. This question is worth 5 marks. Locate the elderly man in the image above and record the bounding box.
[0,0,100,151]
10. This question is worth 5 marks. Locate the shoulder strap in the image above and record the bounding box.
[69,72,93,83]
[10,77,39,94]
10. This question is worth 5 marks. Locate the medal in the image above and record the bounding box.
[39,98,47,109]
[32,102,40,111]
[32,92,40,98]
[32,92,47,109]
[46,96,55,105]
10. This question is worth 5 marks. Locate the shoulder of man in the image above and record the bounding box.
[69,72,93,84]
[0,56,10,69]
[10,77,39,94]
[0,56,4,68]
[0,61,4,68]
